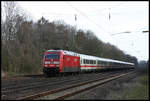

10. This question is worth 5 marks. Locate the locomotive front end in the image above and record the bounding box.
[43,50,62,76]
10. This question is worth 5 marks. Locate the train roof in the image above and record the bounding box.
[79,53,134,65]
[47,50,134,65]
[47,49,79,56]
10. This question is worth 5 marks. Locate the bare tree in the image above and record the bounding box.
[3,2,16,41]
[1,1,27,73]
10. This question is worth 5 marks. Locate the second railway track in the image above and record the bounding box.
[1,70,136,100]
[19,71,136,100]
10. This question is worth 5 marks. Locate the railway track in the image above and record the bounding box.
[2,70,122,91]
[1,70,135,100]
[18,71,136,100]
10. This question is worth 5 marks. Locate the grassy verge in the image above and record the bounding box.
[1,71,20,78]
[1,70,43,79]
[106,73,149,100]
[121,75,149,100]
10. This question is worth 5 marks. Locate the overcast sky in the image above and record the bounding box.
[5,1,149,61]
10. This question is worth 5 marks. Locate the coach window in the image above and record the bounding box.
[86,60,88,64]
[107,62,109,65]
[90,60,92,64]
[108,62,110,65]
[106,62,108,66]
[92,60,94,64]
[88,60,90,64]
[84,59,86,64]
[86,59,88,64]
[119,63,121,66]
[100,61,102,65]
[99,61,101,65]
[102,61,104,65]
[112,62,114,66]
[87,60,89,64]
[85,59,87,64]
[118,63,120,66]
[116,63,118,66]
[112,62,114,65]
[112,62,115,66]
[104,61,106,65]
[94,60,96,64]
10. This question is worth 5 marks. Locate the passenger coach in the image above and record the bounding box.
[43,50,134,76]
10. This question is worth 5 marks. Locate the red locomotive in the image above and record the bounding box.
[43,50,134,76]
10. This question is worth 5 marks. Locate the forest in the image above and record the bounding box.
[1,2,138,74]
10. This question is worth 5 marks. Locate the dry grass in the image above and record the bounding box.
[106,74,149,100]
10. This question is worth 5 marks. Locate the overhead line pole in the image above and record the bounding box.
[66,2,120,48]
[72,14,77,51]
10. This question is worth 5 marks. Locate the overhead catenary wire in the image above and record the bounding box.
[66,2,147,56]
[66,2,110,34]
[42,12,75,15]
[66,2,119,46]
[66,2,147,59]
[89,3,124,20]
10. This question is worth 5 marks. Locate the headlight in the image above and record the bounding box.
[45,61,50,64]
[54,61,59,64]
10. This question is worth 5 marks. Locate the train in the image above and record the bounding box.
[43,50,135,76]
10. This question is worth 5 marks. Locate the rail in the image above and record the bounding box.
[17,71,135,100]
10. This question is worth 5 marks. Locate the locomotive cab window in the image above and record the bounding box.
[45,54,60,59]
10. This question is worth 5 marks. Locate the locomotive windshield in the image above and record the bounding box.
[45,54,60,59]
